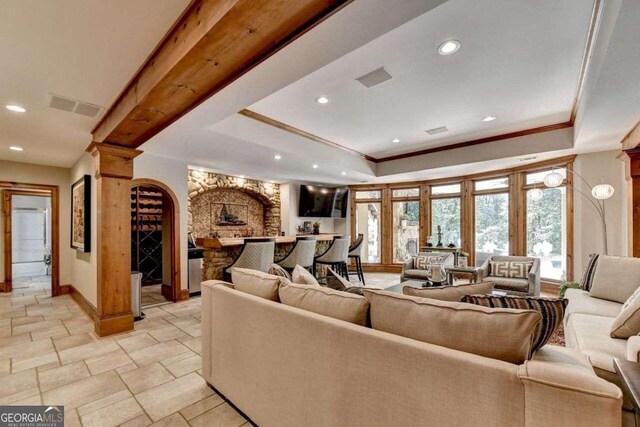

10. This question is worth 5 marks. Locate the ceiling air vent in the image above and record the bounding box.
[356,67,393,88]
[48,94,104,118]
[425,126,449,135]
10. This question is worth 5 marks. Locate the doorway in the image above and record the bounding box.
[2,187,60,295]
[130,179,182,307]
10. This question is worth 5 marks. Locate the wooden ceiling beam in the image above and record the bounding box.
[91,0,353,147]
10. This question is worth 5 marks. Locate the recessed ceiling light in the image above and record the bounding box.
[437,40,461,55]
[312,164,318,169]
[6,105,26,113]
[392,138,400,143]
[482,116,497,122]
[315,96,329,104]
[9,146,24,151]
[341,171,347,176]
[274,154,282,160]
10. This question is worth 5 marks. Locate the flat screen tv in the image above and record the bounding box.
[298,185,348,218]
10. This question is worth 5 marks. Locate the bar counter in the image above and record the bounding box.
[196,234,339,281]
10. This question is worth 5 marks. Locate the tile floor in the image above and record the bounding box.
[141,284,169,308]
[0,273,399,426]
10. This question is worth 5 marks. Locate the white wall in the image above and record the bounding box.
[573,150,628,278]
[280,183,348,236]
[0,160,73,286]
[69,153,98,306]
[134,153,189,290]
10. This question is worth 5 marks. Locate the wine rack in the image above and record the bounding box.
[131,186,164,286]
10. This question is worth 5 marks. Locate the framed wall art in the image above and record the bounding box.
[71,175,91,252]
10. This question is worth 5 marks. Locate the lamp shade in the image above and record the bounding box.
[529,188,543,201]
[591,183,614,200]
[543,171,564,188]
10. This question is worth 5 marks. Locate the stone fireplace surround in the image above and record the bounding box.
[188,169,281,238]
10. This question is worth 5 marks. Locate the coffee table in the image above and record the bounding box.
[384,279,449,294]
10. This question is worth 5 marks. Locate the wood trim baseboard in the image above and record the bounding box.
[69,285,98,324]
[179,289,190,301]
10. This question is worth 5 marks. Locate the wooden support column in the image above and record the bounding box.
[461,181,474,265]
[624,148,640,258]
[89,143,142,337]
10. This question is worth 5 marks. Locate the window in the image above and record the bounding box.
[392,200,419,263]
[475,193,509,266]
[475,177,509,191]
[355,202,381,263]
[355,190,381,199]
[430,198,461,247]
[392,188,420,198]
[431,183,461,195]
[527,186,567,281]
[526,168,566,185]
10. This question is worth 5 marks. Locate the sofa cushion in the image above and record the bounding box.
[531,345,595,376]
[403,281,494,302]
[291,265,319,286]
[564,313,627,374]
[363,289,541,364]
[279,282,369,326]
[610,286,640,338]
[589,255,640,303]
[490,277,529,292]
[564,288,621,325]
[490,260,533,279]
[232,268,285,302]
[461,295,567,354]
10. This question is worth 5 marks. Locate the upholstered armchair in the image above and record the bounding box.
[400,252,454,282]
[478,255,540,296]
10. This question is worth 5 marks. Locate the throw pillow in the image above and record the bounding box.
[231,268,287,302]
[403,281,494,302]
[325,268,366,295]
[363,289,541,364]
[461,294,567,354]
[490,260,533,279]
[292,265,319,286]
[589,255,640,303]
[580,253,599,291]
[279,282,370,326]
[414,254,446,270]
[268,264,292,281]
[610,286,640,338]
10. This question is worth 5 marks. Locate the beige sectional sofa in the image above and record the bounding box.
[202,280,622,427]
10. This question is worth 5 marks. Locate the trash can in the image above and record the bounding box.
[131,271,143,321]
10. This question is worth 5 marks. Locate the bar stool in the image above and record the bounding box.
[223,238,275,282]
[348,234,365,285]
[276,236,317,273]
[314,236,349,279]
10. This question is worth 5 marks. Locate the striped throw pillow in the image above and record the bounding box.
[580,253,599,291]
[461,294,567,354]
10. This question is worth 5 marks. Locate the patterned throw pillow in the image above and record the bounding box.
[325,268,365,295]
[490,261,533,279]
[414,255,446,271]
[580,253,599,291]
[461,294,567,354]
[268,264,292,281]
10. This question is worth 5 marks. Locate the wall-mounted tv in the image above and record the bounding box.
[298,185,348,218]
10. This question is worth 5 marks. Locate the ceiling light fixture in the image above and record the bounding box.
[437,40,461,55]
[315,96,329,104]
[312,164,318,169]
[341,171,346,176]
[274,154,282,160]
[9,146,24,152]
[482,116,497,122]
[392,138,400,143]
[6,105,26,113]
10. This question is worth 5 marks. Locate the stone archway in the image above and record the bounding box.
[131,178,183,302]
